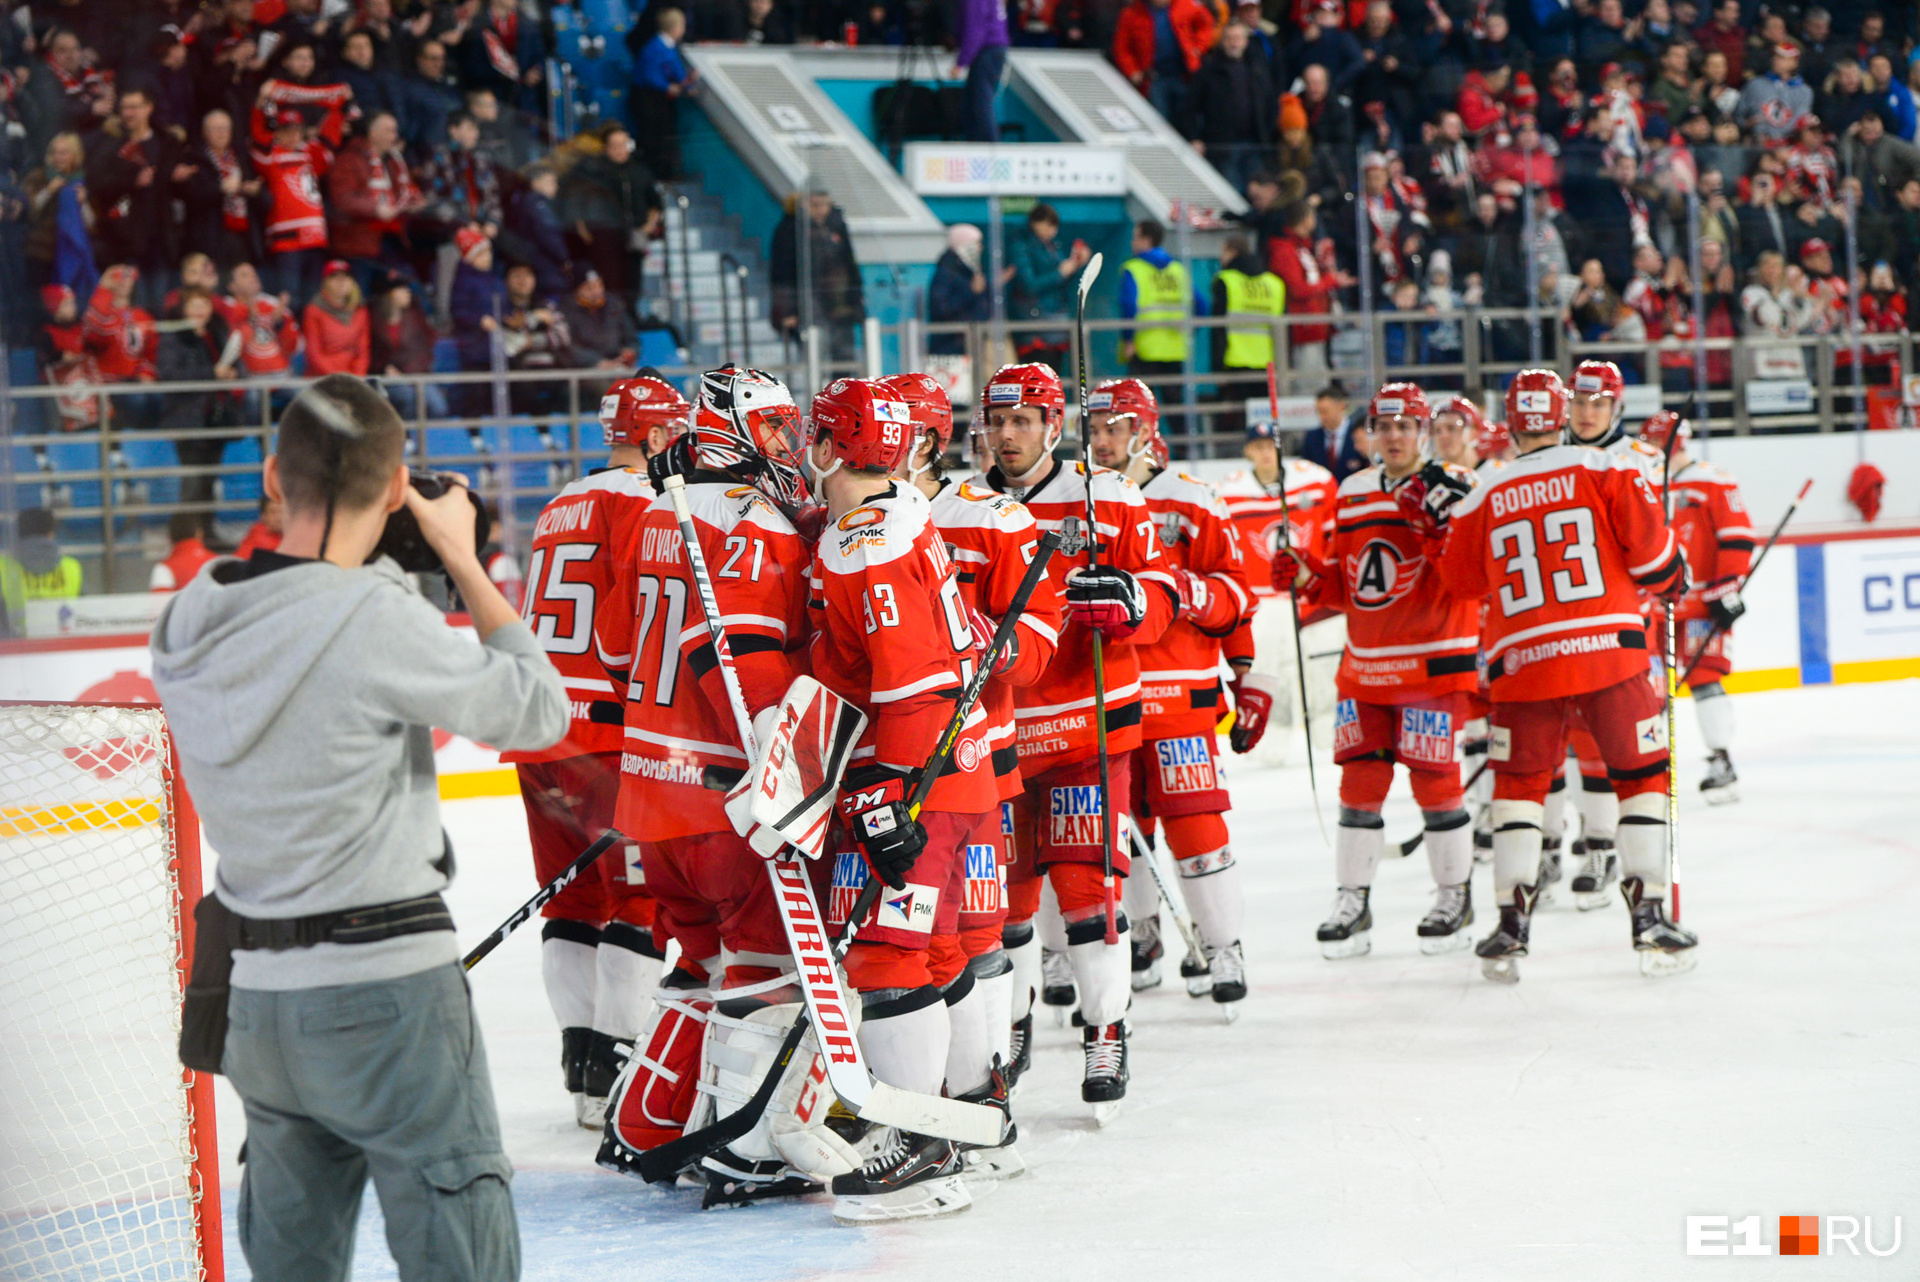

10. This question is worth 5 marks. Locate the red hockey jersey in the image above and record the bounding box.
[1138,467,1253,737]
[1667,459,1755,623]
[986,459,1178,777]
[614,482,811,841]
[501,467,656,764]
[808,485,996,816]
[252,138,332,252]
[1303,465,1482,701]
[1435,444,1685,703]
[928,478,1062,799]
[1216,457,1337,600]
[218,294,299,375]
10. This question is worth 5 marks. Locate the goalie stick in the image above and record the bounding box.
[651,474,1011,1153]
[463,830,622,970]
[629,524,1065,1181]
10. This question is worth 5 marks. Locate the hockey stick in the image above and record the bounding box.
[1659,416,1683,920]
[1267,363,1328,843]
[1389,757,1491,858]
[1127,826,1205,972]
[1676,478,1812,689]
[1074,251,1122,947]
[462,830,622,970]
[631,530,1065,1181]
[656,473,1002,1148]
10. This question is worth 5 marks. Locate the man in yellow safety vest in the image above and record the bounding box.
[1208,234,1285,436]
[1,508,83,636]
[1119,218,1204,454]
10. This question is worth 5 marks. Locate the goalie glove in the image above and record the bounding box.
[1229,672,1284,754]
[1394,461,1473,538]
[1063,565,1147,639]
[837,765,926,891]
[1704,576,1745,629]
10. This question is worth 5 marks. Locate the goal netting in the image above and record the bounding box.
[0,702,219,1281]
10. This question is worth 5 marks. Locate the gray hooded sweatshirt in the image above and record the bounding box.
[151,554,567,989]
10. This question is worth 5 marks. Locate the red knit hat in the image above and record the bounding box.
[455,226,489,260]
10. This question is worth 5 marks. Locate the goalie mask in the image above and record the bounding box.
[695,364,809,505]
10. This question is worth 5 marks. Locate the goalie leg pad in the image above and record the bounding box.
[600,970,712,1174]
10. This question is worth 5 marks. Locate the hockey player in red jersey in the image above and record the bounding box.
[1284,384,1484,958]
[1430,394,1499,844]
[979,362,1180,1115]
[1429,369,1699,979]
[1641,410,1754,803]
[601,365,839,1206]
[803,376,1005,1220]
[884,372,1062,1104]
[1085,378,1255,1009]
[1430,395,1485,471]
[502,373,685,1126]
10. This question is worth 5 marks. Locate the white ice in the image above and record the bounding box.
[211,680,1920,1279]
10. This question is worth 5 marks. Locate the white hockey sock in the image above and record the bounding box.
[1065,917,1132,1027]
[859,988,950,1097]
[1490,799,1546,899]
[1544,772,1569,842]
[943,969,994,1097]
[593,922,662,1042]
[541,923,599,1032]
[1035,878,1069,952]
[1422,809,1473,887]
[972,952,1015,1072]
[1576,778,1619,844]
[1617,792,1668,897]
[1694,684,1735,753]
[1121,846,1162,921]
[1334,811,1384,889]
[1177,849,1243,949]
[1004,921,1039,1021]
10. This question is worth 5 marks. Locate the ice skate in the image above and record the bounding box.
[1570,836,1619,910]
[1082,1021,1129,1126]
[1206,941,1246,1020]
[1623,877,1699,976]
[830,1128,971,1224]
[956,1059,1024,1181]
[1416,881,1474,954]
[700,1147,822,1209]
[1130,915,1164,992]
[1180,952,1214,997]
[1005,1013,1033,1092]
[1316,886,1372,959]
[1475,885,1538,983]
[1700,750,1739,805]
[577,1031,631,1130]
[1041,947,1076,1026]
[1536,837,1564,905]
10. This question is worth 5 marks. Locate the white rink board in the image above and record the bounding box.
[205,680,1920,1279]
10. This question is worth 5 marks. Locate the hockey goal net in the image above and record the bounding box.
[0,702,221,1280]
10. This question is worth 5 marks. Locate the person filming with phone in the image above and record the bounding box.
[151,372,566,1281]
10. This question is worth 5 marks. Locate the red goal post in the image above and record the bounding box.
[0,700,223,1281]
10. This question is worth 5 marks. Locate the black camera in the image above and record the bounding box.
[371,471,492,574]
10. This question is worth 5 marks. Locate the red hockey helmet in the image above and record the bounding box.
[877,371,953,454]
[1367,381,1432,429]
[1476,414,1512,461]
[1638,409,1692,452]
[981,362,1066,440]
[1088,377,1167,467]
[694,364,808,505]
[599,374,692,449]
[1505,368,1569,434]
[1437,394,1487,435]
[809,377,917,476]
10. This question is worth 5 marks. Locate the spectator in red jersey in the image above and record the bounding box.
[1112,0,1217,133]
[1856,260,1910,380]
[370,277,446,421]
[233,493,284,557]
[39,284,104,431]
[252,108,334,307]
[327,111,424,289]
[218,260,300,423]
[83,266,160,426]
[149,513,220,592]
[302,261,371,376]
[1271,201,1350,378]
[1456,62,1512,139]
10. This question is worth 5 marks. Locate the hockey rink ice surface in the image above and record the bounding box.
[211,680,1920,1280]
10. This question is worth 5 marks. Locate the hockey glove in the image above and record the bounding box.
[645,433,696,488]
[1063,565,1148,639]
[1394,462,1473,538]
[1229,672,1284,754]
[837,766,926,891]
[1272,544,1325,595]
[965,604,1016,676]
[1704,576,1745,628]
[1657,549,1694,604]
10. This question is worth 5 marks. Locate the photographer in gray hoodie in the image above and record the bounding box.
[151,373,566,1282]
